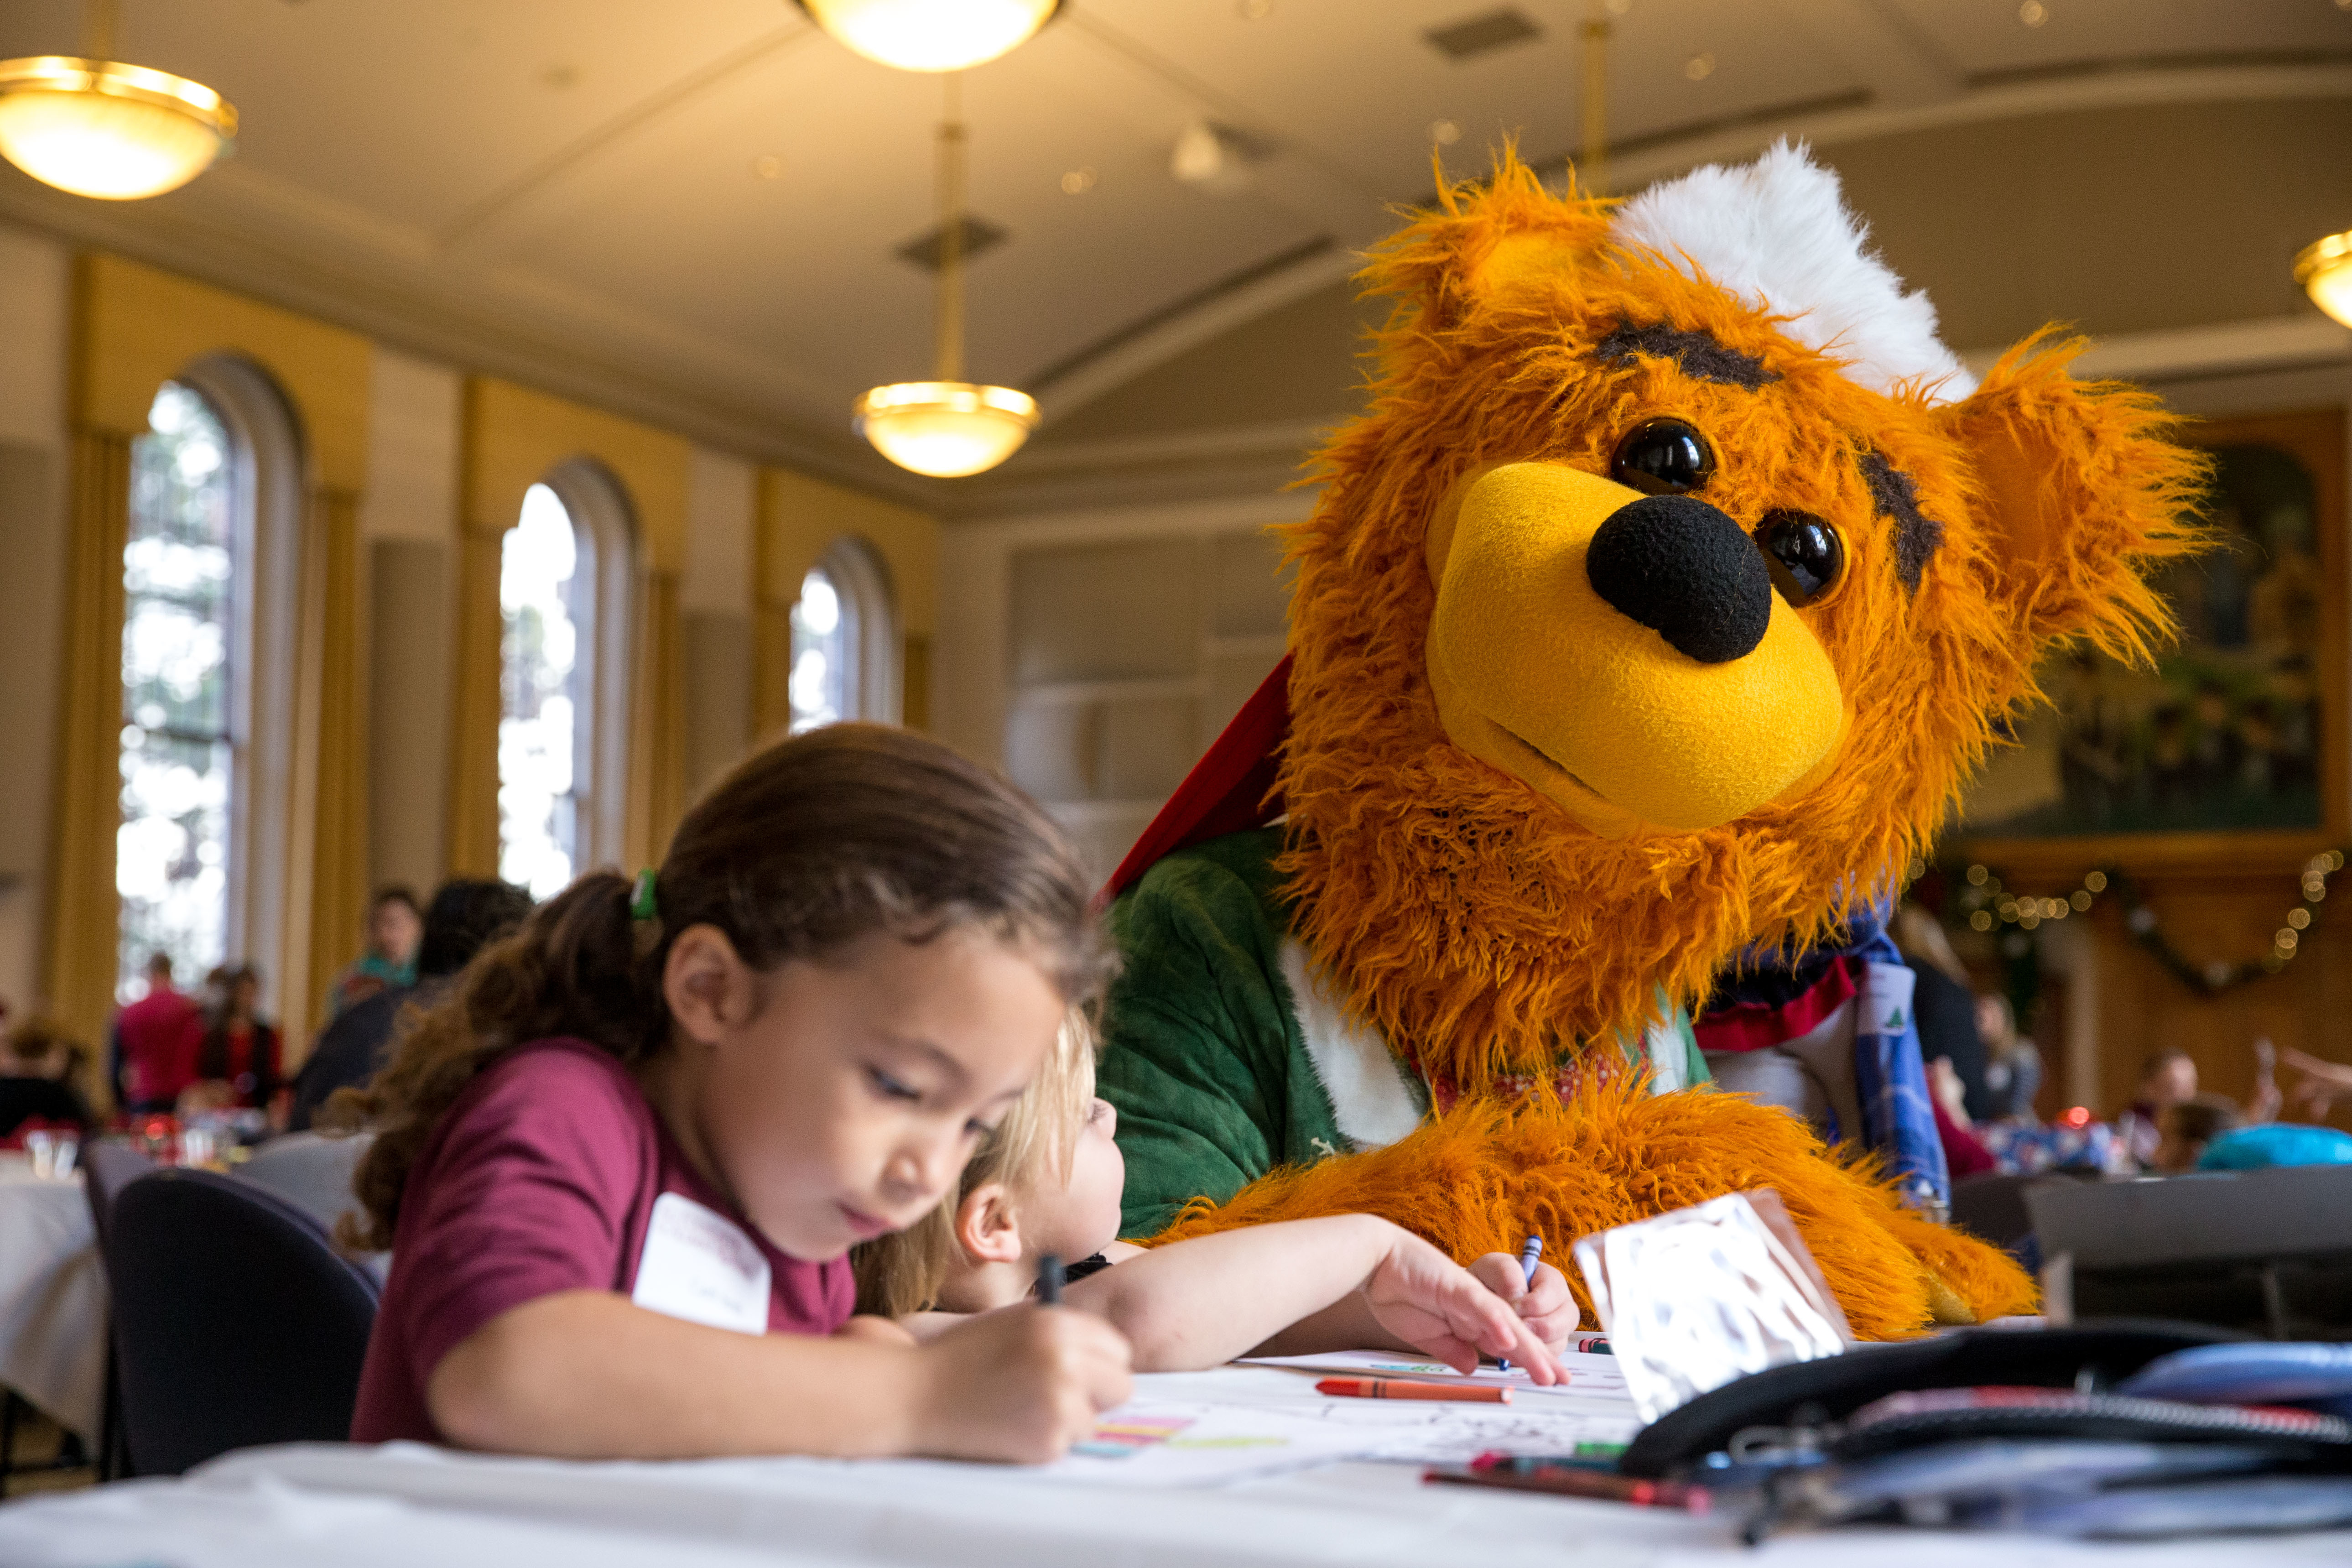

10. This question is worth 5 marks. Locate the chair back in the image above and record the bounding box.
[80,1140,156,1255]
[106,1167,380,1475]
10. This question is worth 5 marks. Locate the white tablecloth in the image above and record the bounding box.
[0,1153,105,1440]
[2,1366,2348,1565]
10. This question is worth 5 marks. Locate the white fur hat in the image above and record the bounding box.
[1608,141,1976,403]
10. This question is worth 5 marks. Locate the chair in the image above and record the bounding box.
[79,1142,154,1481]
[105,1168,380,1476]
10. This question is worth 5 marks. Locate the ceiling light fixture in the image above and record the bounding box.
[795,0,1060,73]
[0,0,235,200]
[2296,230,2352,329]
[856,75,1037,478]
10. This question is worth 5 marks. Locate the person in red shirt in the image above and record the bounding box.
[110,953,200,1112]
[339,725,1135,1463]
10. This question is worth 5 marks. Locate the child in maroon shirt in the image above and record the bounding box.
[343,726,1132,1463]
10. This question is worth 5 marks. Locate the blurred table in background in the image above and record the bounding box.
[0,1153,104,1441]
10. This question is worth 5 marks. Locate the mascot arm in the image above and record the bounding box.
[1100,840,1347,1238]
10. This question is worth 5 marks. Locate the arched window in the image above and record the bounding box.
[790,537,897,732]
[499,483,584,898]
[117,382,236,995]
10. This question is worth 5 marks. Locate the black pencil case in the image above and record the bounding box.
[1618,1318,2242,1478]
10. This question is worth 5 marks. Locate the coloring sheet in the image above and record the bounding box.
[1041,1389,1643,1488]
[1238,1348,1634,1403]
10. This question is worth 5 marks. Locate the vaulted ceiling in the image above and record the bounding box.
[0,0,2346,512]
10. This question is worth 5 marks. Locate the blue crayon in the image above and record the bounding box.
[1497,1235,1543,1371]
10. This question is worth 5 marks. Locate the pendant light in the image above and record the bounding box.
[855,74,1038,478]
[0,0,235,201]
[2296,230,2352,330]
[796,0,1060,74]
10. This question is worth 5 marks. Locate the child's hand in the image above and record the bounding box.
[1362,1229,1563,1385]
[1467,1252,1578,1358]
[911,1303,1133,1463]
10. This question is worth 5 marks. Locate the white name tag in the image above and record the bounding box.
[630,1192,772,1335]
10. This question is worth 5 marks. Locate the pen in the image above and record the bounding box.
[1036,1253,1064,1305]
[1499,1234,1542,1371]
[1317,1377,1511,1403]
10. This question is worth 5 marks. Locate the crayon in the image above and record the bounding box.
[1036,1253,1064,1306]
[1316,1377,1511,1403]
[1499,1234,1543,1371]
[1426,1463,1709,1511]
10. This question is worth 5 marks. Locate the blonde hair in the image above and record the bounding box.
[852,1009,1098,1316]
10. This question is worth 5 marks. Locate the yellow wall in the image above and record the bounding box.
[754,467,938,736]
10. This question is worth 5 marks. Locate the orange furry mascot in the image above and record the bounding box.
[1095,144,2203,1340]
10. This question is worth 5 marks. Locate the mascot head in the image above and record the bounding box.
[1275,143,2206,1086]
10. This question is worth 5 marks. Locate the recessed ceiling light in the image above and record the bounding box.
[1425,9,1540,63]
[1431,119,1462,146]
[1060,166,1096,195]
[2019,0,2048,26]
[1684,53,1715,81]
[753,154,782,179]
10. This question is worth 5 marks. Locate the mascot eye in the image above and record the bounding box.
[1610,419,1716,495]
[1754,510,1845,606]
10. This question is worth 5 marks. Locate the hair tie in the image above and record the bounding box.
[629,869,660,924]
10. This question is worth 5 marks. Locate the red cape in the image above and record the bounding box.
[1100,653,1292,905]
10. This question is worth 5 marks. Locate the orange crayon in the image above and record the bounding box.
[1315,1376,1510,1403]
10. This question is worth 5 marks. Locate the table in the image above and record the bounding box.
[0,1153,104,1442]
[2,1365,2348,1566]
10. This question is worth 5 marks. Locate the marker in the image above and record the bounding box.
[1426,1462,1709,1512]
[1498,1234,1543,1371]
[1036,1253,1064,1306]
[1317,1377,1511,1404]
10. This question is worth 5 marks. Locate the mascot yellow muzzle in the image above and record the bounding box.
[1426,462,1847,837]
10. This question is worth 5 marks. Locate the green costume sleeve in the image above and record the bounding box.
[1098,836,1302,1238]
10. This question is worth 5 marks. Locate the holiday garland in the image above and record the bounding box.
[1949,851,2346,996]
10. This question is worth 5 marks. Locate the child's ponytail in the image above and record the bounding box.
[340,723,1113,1254]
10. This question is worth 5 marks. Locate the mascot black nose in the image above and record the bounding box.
[1585,495,1774,665]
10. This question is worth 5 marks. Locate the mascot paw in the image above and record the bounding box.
[1151,1081,2035,1341]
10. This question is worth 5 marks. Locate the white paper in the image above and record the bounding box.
[1036,1389,1642,1487]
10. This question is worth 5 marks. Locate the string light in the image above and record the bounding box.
[1954,852,2344,993]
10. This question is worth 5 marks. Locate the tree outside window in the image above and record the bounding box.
[499,483,583,899]
[117,382,235,997]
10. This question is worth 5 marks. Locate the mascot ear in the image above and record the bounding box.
[1939,334,2208,661]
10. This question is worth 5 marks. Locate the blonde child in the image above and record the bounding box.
[341,725,1132,1463]
[857,1012,1574,1378]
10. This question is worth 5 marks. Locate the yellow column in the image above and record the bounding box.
[625,568,687,867]
[444,521,505,880]
[42,429,134,1059]
[298,485,369,1045]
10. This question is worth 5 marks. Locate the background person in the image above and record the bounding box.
[2117,1047,2198,1167]
[1975,993,2044,1124]
[328,886,425,1020]
[110,951,198,1113]
[177,964,283,1120]
[1,1016,98,1139]
[292,878,536,1132]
